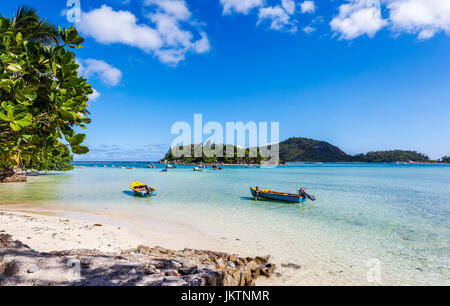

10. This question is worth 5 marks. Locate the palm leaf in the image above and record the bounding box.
[12,5,60,46]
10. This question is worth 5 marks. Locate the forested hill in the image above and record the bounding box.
[160,138,431,164]
[279,138,351,162]
[278,138,430,163]
[352,150,429,163]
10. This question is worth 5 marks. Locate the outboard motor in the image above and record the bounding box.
[299,187,316,201]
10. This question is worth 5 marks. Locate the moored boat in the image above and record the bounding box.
[250,187,316,203]
[131,181,157,197]
[194,167,206,172]
[245,164,261,168]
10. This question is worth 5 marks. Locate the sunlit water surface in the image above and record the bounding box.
[1,162,449,285]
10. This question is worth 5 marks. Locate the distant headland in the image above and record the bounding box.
[159,137,449,165]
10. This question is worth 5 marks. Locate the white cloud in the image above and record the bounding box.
[221,0,298,33]
[88,89,101,101]
[282,0,296,15]
[300,1,316,14]
[330,0,388,40]
[303,25,316,34]
[387,0,450,40]
[145,0,191,20]
[329,0,450,41]
[78,5,163,51]
[78,3,209,65]
[258,6,297,32]
[77,59,122,86]
[220,0,264,14]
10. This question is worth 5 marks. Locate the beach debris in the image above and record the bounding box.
[3,261,21,276]
[281,263,302,270]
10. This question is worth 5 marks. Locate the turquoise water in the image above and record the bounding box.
[1,163,449,285]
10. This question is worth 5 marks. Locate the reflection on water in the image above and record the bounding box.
[0,173,71,205]
[1,163,449,285]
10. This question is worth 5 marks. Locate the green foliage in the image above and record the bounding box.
[25,145,74,171]
[354,151,429,163]
[11,6,60,46]
[0,10,92,170]
[441,156,450,163]
[162,138,432,164]
[162,143,264,164]
[278,138,430,163]
[279,137,350,162]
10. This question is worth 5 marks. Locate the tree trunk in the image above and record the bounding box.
[0,168,27,183]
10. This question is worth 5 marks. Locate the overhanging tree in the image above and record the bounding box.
[0,12,92,181]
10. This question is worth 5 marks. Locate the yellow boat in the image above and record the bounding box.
[131,181,157,197]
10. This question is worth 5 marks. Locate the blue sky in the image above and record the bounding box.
[1,0,449,160]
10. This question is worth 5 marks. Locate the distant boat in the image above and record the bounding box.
[131,181,156,197]
[194,167,206,172]
[245,165,260,168]
[166,165,176,169]
[147,163,156,168]
[250,187,316,203]
[126,167,136,170]
[161,168,168,172]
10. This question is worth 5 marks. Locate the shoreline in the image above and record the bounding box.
[0,209,276,286]
[0,205,384,286]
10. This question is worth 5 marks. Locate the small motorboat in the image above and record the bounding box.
[126,167,136,170]
[193,167,206,172]
[245,164,260,169]
[250,187,316,203]
[166,165,176,169]
[131,181,157,197]
[161,168,168,173]
[147,163,156,168]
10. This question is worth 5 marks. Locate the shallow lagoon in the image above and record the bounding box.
[1,163,449,285]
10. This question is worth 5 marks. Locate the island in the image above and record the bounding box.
[159,137,437,165]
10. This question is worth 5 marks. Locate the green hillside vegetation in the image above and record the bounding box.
[162,143,264,164]
[279,137,350,162]
[162,138,432,164]
[353,150,429,163]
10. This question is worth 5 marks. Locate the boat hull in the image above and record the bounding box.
[131,181,156,197]
[250,187,305,203]
[134,190,150,197]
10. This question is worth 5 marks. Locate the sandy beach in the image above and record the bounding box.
[0,206,380,286]
[0,210,145,254]
[0,208,277,286]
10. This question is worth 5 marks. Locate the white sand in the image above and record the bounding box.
[0,207,372,286]
[0,210,144,253]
